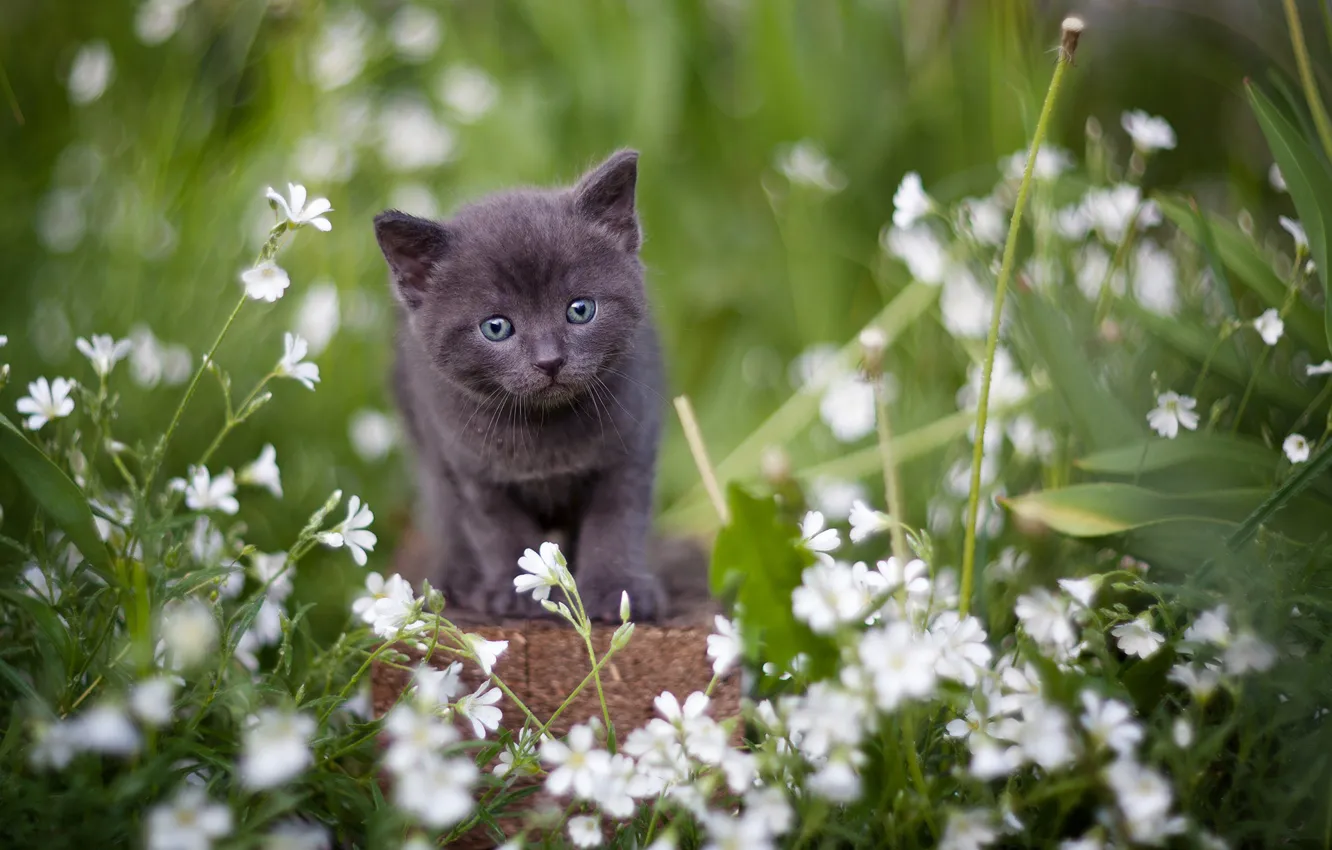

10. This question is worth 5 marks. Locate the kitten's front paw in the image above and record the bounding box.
[577,568,664,623]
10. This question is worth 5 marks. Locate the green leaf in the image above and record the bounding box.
[1228,435,1332,549]
[0,413,116,584]
[1076,434,1276,475]
[710,484,834,676]
[1015,290,1141,450]
[1001,484,1278,537]
[1248,81,1332,349]
[1157,194,1327,356]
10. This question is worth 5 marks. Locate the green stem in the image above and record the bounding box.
[144,293,248,490]
[1283,0,1332,165]
[1092,208,1141,327]
[960,49,1072,616]
[567,588,616,752]
[873,377,909,564]
[901,711,937,838]
[199,374,274,468]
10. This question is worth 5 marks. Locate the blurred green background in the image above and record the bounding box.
[0,0,1315,628]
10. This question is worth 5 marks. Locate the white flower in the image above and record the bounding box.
[1183,605,1230,646]
[1271,163,1287,192]
[848,500,893,543]
[0,334,5,347]
[388,4,441,61]
[964,196,1007,246]
[957,347,1028,410]
[1146,391,1199,439]
[322,495,376,566]
[1224,630,1276,674]
[71,703,141,755]
[784,681,868,759]
[1111,615,1165,659]
[1281,216,1308,251]
[1079,691,1143,755]
[68,41,115,105]
[1172,717,1194,748]
[941,267,994,339]
[161,599,218,670]
[453,682,503,738]
[940,808,999,850]
[799,511,841,554]
[1121,110,1177,152]
[892,171,931,227]
[463,634,508,676]
[266,183,333,232]
[514,541,570,601]
[362,574,422,639]
[883,224,949,284]
[75,334,132,378]
[1253,308,1284,346]
[1057,577,1100,609]
[930,613,992,686]
[542,723,612,799]
[968,737,1021,780]
[808,751,864,802]
[1082,184,1160,244]
[1284,433,1311,463]
[176,466,239,515]
[238,444,283,498]
[1014,588,1079,656]
[1168,662,1223,701]
[130,678,178,727]
[776,141,844,192]
[792,561,864,634]
[311,9,368,90]
[1104,759,1182,845]
[439,65,499,123]
[1011,699,1078,770]
[147,787,232,850]
[263,819,330,850]
[1133,241,1179,317]
[349,409,398,462]
[16,377,77,430]
[351,571,390,623]
[275,332,320,390]
[241,261,291,302]
[238,709,315,790]
[568,814,602,848]
[250,551,293,603]
[820,375,876,442]
[383,703,460,774]
[1308,360,1332,376]
[858,621,939,711]
[1002,146,1073,181]
[706,615,742,676]
[411,661,464,709]
[378,98,455,172]
[393,754,478,828]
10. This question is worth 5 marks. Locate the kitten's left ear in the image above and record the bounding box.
[573,149,641,252]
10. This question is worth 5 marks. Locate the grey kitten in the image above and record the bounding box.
[374,150,665,621]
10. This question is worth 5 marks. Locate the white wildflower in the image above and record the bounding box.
[1057,576,1100,609]
[276,332,320,390]
[1280,216,1308,251]
[858,621,939,711]
[514,541,570,601]
[67,42,115,105]
[130,678,178,727]
[848,500,893,543]
[568,814,602,848]
[1224,630,1276,674]
[71,703,141,755]
[1083,184,1160,244]
[160,599,218,670]
[792,560,864,634]
[349,409,398,462]
[1270,163,1287,192]
[241,261,291,303]
[820,375,876,442]
[542,723,612,799]
[1253,308,1284,346]
[1284,433,1311,464]
[1104,758,1183,844]
[940,808,1000,850]
[452,682,503,739]
[388,5,442,62]
[238,443,283,498]
[1014,588,1079,656]
[394,754,477,828]
[1172,717,1193,748]
[706,614,742,676]
[1111,615,1166,659]
[1121,110,1177,152]
[807,477,867,520]
[75,334,132,378]
[463,634,508,676]
[1168,662,1223,701]
[1079,691,1143,755]
[1002,147,1073,181]
[16,377,77,430]
[146,787,232,850]
[883,224,949,284]
[892,171,931,227]
[1183,605,1230,646]
[799,511,841,554]
[412,662,464,709]
[378,98,455,172]
[320,495,376,566]
[238,709,315,790]
[383,703,460,774]
[776,141,844,192]
[930,612,992,687]
[438,65,499,123]
[1146,391,1199,439]
[295,282,340,356]
[266,183,333,232]
[175,466,239,515]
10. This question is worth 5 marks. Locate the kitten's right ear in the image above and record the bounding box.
[374,210,451,309]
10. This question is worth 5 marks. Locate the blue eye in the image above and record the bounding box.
[480,316,514,341]
[567,298,596,324]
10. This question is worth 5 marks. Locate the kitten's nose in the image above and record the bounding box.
[533,354,565,378]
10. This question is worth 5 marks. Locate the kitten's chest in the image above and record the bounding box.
[444,398,614,481]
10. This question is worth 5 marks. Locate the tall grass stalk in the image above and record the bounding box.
[960,18,1080,616]
[1282,0,1332,164]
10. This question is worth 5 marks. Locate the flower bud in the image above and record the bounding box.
[1060,17,1084,63]
[619,591,631,623]
[858,327,888,375]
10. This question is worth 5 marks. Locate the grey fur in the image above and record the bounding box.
[375,150,665,620]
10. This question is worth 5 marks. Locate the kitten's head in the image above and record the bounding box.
[374,150,646,406]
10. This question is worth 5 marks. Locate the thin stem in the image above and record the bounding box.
[961,47,1072,616]
[199,374,274,467]
[873,378,909,564]
[1283,0,1332,165]
[901,712,937,838]
[567,588,616,752]
[673,395,730,525]
[144,293,248,490]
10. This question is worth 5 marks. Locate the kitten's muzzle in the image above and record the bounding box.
[533,354,565,378]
